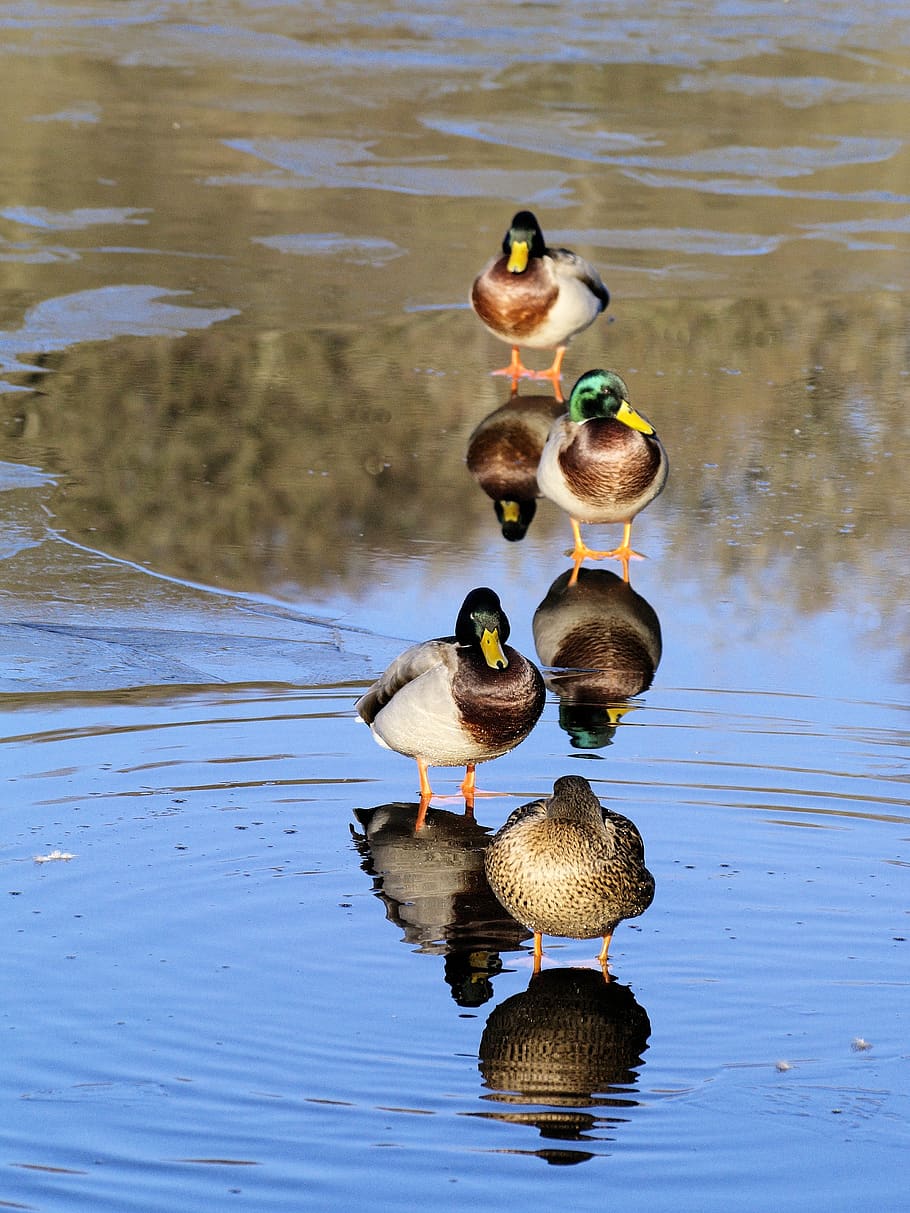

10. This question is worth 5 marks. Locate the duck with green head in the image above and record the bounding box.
[471,211,609,396]
[484,774,654,976]
[537,368,668,581]
[355,588,546,824]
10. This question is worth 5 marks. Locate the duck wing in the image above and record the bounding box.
[602,807,647,863]
[548,248,610,309]
[355,638,454,725]
[497,795,550,834]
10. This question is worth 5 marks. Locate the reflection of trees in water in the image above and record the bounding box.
[472,968,650,1162]
[3,316,499,590]
[660,293,908,582]
[351,802,530,1007]
[2,292,905,634]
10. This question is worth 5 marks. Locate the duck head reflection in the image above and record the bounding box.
[351,802,530,1006]
[533,567,662,749]
[466,391,565,541]
[474,968,650,1157]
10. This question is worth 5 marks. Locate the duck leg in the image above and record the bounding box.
[566,519,644,584]
[529,344,567,384]
[532,932,543,974]
[492,346,567,400]
[460,762,477,814]
[491,345,535,386]
[416,757,433,799]
[603,521,646,567]
[520,346,567,401]
[460,762,476,798]
[414,791,432,831]
[598,931,614,978]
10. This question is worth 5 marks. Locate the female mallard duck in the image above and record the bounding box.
[466,392,566,541]
[354,588,546,817]
[484,774,654,975]
[471,211,609,394]
[536,368,668,581]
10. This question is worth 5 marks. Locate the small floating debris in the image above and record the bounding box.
[851,1037,872,1052]
[775,1060,793,1072]
[33,850,75,864]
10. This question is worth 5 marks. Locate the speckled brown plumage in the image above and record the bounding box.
[484,775,654,970]
[479,968,651,1106]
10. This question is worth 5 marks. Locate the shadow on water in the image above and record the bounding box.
[470,968,651,1165]
[351,801,531,1007]
[533,566,663,750]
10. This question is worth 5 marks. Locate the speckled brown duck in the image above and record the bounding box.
[484,774,654,975]
[355,587,546,817]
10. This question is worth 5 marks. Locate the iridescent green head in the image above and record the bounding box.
[567,369,655,435]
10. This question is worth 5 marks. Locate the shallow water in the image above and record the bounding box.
[0,2,908,1210]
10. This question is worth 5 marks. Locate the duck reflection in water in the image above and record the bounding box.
[533,566,661,750]
[485,775,654,977]
[466,391,566,541]
[351,802,530,1007]
[354,588,545,823]
[474,968,650,1159]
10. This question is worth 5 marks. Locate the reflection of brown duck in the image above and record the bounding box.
[471,211,609,393]
[533,567,662,749]
[476,968,650,1154]
[351,802,530,1006]
[466,393,565,541]
[485,775,654,975]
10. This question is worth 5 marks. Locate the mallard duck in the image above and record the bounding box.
[536,368,668,581]
[354,588,546,817]
[471,211,609,394]
[484,774,654,974]
[465,392,566,540]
